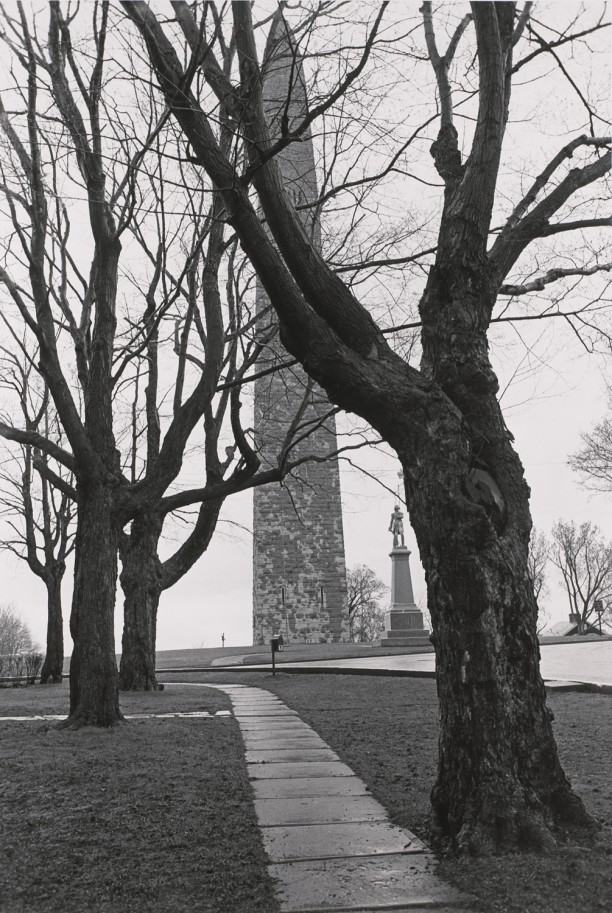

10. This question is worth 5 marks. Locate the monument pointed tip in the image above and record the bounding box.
[263,5,305,100]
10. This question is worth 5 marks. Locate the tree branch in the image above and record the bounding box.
[422,2,472,130]
[0,423,75,472]
[497,136,610,236]
[511,19,610,73]
[538,217,611,237]
[32,454,77,501]
[499,262,612,296]
[232,2,389,359]
[490,138,611,282]
[244,3,389,175]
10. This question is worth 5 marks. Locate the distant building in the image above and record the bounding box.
[547,613,612,637]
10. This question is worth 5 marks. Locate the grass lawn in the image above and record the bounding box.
[0,683,279,913]
[2,674,611,913]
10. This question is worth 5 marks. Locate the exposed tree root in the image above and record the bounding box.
[56,712,125,731]
[432,783,600,855]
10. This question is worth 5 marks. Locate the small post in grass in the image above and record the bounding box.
[594,600,604,634]
[271,634,284,676]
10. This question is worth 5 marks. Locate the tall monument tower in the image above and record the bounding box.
[252,15,349,645]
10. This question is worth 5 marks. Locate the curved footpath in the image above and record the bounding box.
[229,641,612,691]
[205,683,473,913]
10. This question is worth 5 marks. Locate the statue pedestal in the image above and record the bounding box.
[379,547,430,647]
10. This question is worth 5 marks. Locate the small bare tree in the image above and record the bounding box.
[0,604,35,655]
[347,564,387,643]
[570,387,612,493]
[528,528,550,634]
[0,606,43,681]
[550,520,612,633]
[0,356,74,683]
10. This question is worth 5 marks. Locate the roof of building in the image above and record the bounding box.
[546,619,612,636]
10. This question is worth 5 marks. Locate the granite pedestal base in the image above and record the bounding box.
[380,546,430,647]
[379,608,430,647]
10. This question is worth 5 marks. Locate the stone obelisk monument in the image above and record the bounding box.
[380,505,430,646]
[252,14,349,645]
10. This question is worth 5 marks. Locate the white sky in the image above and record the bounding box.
[2,347,610,653]
[0,1,610,653]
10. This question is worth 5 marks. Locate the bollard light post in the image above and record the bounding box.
[594,600,605,634]
[270,635,284,676]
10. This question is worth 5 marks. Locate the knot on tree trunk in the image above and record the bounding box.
[430,124,463,182]
[463,468,507,532]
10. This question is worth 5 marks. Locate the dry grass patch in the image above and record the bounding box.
[0,680,230,718]
[0,683,278,913]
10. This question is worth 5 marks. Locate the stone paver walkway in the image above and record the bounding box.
[207,683,472,913]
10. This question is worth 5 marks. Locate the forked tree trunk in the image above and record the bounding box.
[402,259,596,851]
[118,513,164,691]
[40,568,64,684]
[406,442,593,851]
[60,480,122,727]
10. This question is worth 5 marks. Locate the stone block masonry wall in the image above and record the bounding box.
[252,437,349,645]
[252,14,349,645]
[253,366,349,644]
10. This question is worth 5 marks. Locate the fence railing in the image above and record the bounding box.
[0,652,44,685]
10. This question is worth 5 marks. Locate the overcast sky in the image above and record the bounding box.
[2,341,610,653]
[0,1,610,654]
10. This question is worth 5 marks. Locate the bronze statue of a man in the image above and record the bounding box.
[389,505,405,548]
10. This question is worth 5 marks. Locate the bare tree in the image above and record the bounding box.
[347,564,387,642]
[570,386,612,493]
[0,352,74,683]
[0,3,138,725]
[114,193,335,691]
[550,520,612,632]
[528,528,550,635]
[0,4,240,722]
[0,4,374,711]
[0,604,36,655]
[528,528,549,604]
[123,1,611,850]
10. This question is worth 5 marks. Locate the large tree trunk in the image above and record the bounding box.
[40,567,64,684]
[60,480,122,727]
[407,443,594,852]
[402,257,596,851]
[118,513,164,691]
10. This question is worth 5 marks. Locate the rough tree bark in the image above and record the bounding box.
[412,249,586,851]
[118,493,226,691]
[118,513,164,692]
[66,477,122,727]
[123,0,609,849]
[40,568,65,684]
